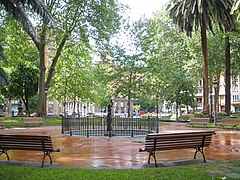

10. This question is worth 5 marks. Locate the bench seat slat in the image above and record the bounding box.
[144,141,211,150]
[145,140,212,146]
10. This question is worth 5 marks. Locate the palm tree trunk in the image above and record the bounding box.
[200,16,209,116]
[225,35,231,115]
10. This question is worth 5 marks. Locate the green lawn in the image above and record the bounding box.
[188,122,240,129]
[0,160,239,180]
[0,116,62,127]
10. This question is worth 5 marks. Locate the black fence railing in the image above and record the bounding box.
[62,116,159,137]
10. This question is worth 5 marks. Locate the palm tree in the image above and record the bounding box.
[167,0,235,116]
[0,0,54,43]
[231,0,240,13]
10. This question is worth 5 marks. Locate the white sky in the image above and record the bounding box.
[120,0,170,20]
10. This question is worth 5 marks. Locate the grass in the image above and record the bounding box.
[188,122,240,129]
[0,160,239,180]
[0,116,167,128]
[0,116,238,129]
[0,116,62,127]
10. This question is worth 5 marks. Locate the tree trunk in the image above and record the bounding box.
[127,93,131,117]
[107,99,113,131]
[225,36,231,115]
[176,102,179,121]
[216,75,220,114]
[200,16,209,116]
[37,44,46,117]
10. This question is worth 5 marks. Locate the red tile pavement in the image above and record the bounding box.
[0,122,239,168]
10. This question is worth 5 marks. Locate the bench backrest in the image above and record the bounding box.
[190,118,210,123]
[144,131,215,151]
[0,134,54,151]
[221,118,240,124]
[23,117,44,123]
[179,116,189,120]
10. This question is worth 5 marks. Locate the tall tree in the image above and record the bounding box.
[167,0,235,116]
[7,63,38,115]
[1,0,124,116]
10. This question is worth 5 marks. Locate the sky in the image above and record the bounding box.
[120,0,170,20]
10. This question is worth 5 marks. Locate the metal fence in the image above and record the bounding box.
[62,116,159,137]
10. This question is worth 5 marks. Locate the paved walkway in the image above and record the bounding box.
[0,122,239,168]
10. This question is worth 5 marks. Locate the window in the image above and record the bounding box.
[198,80,202,87]
[196,98,202,103]
[233,95,240,102]
[233,85,239,93]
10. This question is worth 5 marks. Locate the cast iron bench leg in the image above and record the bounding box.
[0,149,10,160]
[148,150,157,167]
[194,147,206,162]
[42,151,52,167]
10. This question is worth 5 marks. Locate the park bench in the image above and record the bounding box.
[188,118,210,127]
[23,117,44,127]
[159,115,172,121]
[179,116,190,122]
[0,134,60,167]
[139,131,215,167]
[218,118,239,130]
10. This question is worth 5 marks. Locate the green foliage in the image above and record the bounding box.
[233,112,240,118]
[217,112,228,117]
[0,0,54,40]
[7,63,38,99]
[136,10,196,110]
[28,95,38,113]
[138,97,156,112]
[0,44,8,86]
[193,112,203,118]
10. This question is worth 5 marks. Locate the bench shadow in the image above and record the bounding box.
[142,159,215,168]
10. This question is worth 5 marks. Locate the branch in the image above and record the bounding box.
[45,35,68,88]
[1,1,40,47]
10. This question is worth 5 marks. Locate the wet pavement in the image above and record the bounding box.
[0,122,239,168]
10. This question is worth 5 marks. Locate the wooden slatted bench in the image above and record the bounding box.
[179,116,190,122]
[139,131,215,167]
[0,134,60,167]
[218,118,240,130]
[188,118,210,127]
[159,115,172,121]
[23,117,44,127]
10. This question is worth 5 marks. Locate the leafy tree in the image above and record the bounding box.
[50,39,93,113]
[135,10,196,116]
[138,97,156,113]
[167,0,236,116]
[6,63,38,115]
[1,0,124,116]
[36,0,123,116]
